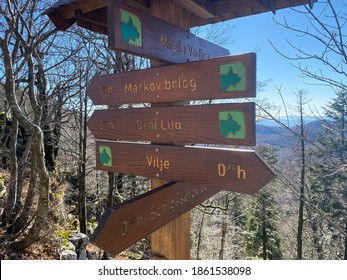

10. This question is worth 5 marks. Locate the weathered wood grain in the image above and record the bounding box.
[87,53,256,105]
[95,141,275,194]
[88,102,256,146]
[108,1,229,63]
[90,181,219,256]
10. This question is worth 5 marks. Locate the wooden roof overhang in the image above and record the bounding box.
[46,0,316,34]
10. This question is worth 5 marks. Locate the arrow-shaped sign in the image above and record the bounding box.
[91,181,219,256]
[87,53,256,105]
[88,102,256,146]
[108,1,230,63]
[95,141,275,194]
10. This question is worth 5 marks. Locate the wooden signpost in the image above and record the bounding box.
[108,1,230,63]
[96,141,275,195]
[91,181,219,256]
[87,53,256,105]
[47,0,312,262]
[88,102,256,146]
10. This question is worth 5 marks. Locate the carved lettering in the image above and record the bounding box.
[160,120,181,134]
[161,34,186,54]
[160,34,169,48]
[161,34,213,58]
[99,85,112,95]
[150,186,208,221]
[146,155,170,172]
[124,83,132,93]
[136,119,182,134]
[136,120,157,131]
[188,44,210,60]
[217,163,247,179]
[99,120,114,130]
[125,78,196,94]
[121,221,127,236]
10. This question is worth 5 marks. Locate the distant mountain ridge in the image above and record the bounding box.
[256,118,323,149]
[257,116,321,127]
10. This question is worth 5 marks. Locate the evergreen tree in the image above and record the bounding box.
[243,145,282,259]
[308,90,347,259]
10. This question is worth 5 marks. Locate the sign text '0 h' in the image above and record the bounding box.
[96,141,275,195]
[88,102,256,146]
[87,53,256,105]
[91,181,219,256]
[108,1,229,63]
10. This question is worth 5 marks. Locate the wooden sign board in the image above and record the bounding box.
[90,181,219,256]
[88,102,255,146]
[96,141,275,194]
[108,1,230,63]
[87,53,256,105]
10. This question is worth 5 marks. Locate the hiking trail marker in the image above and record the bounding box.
[87,53,255,105]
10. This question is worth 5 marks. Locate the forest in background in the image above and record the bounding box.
[0,0,346,260]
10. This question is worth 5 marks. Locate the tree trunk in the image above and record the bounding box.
[14,134,32,216]
[1,118,19,227]
[36,55,55,172]
[307,208,324,259]
[196,212,205,260]
[8,148,37,236]
[53,93,64,160]
[78,84,88,234]
[262,198,267,260]
[297,96,306,260]
[1,53,50,252]
[344,222,347,260]
[11,132,50,251]
[219,217,227,260]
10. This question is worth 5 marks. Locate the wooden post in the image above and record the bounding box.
[149,0,191,260]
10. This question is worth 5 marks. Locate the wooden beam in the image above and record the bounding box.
[121,0,150,12]
[174,0,215,19]
[189,0,317,27]
[52,0,107,20]
[46,0,317,31]
[257,0,277,14]
[307,0,314,8]
[149,0,191,261]
[76,8,108,34]
[46,0,107,30]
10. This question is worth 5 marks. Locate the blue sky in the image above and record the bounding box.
[216,1,346,116]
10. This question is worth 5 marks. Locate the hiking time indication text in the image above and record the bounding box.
[96,141,275,195]
[88,102,256,146]
[87,53,256,105]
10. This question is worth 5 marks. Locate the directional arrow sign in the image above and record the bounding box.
[87,53,256,105]
[108,1,229,63]
[90,181,219,256]
[88,102,256,146]
[96,141,275,194]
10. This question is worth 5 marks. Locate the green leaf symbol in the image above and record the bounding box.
[120,10,142,47]
[220,67,241,91]
[219,111,245,140]
[219,63,246,92]
[99,146,112,167]
[121,17,139,42]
